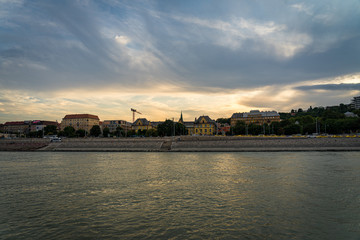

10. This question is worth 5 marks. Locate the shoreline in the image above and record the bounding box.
[1,136,360,152]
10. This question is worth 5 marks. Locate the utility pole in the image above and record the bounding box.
[172,118,175,138]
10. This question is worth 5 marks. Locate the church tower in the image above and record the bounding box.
[178,111,184,124]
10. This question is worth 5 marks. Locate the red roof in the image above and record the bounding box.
[63,114,100,120]
[4,121,28,125]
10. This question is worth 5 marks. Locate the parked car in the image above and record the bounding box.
[50,137,62,142]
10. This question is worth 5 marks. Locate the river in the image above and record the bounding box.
[1,152,359,239]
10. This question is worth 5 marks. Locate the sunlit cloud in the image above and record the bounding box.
[171,15,312,59]
[291,3,313,15]
[115,35,131,45]
[0,1,359,123]
[1,73,359,123]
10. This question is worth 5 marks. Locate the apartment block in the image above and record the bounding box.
[61,114,100,132]
[231,110,280,126]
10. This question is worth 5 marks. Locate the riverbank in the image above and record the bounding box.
[1,136,360,152]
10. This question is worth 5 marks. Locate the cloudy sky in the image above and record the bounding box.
[1,0,360,123]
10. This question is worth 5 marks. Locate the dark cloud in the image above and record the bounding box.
[296,83,360,91]
[0,0,359,92]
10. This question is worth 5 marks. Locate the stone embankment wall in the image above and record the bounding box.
[46,138,164,152]
[171,137,360,151]
[1,136,360,152]
[0,139,50,151]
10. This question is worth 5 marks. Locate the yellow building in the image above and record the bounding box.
[61,114,100,132]
[194,116,216,135]
[132,118,153,132]
[230,110,280,126]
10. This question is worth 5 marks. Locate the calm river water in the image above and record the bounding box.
[0,152,359,239]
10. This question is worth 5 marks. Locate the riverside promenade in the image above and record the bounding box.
[1,136,360,152]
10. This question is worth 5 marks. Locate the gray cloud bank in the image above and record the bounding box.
[296,83,360,91]
[0,0,360,92]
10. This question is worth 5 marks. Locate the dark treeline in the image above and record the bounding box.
[231,103,360,135]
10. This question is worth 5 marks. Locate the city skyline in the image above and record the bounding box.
[1,0,360,123]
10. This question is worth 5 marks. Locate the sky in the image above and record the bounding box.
[1,0,360,123]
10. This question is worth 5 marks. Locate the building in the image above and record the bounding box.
[352,96,360,109]
[30,120,59,132]
[178,112,195,135]
[230,110,280,126]
[344,112,358,118]
[2,120,60,135]
[102,120,132,132]
[194,116,216,135]
[132,118,153,132]
[182,121,195,135]
[150,121,164,129]
[178,113,192,135]
[217,123,231,135]
[60,114,100,132]
[3,121,31,134]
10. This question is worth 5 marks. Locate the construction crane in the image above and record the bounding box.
[131,108,142,122]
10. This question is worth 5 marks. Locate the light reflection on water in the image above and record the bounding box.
[0,152,359,239]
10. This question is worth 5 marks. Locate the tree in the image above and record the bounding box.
[175,122,186,135]
[157,120,175,137]
[127,130,135,137]
[156,120,186,136]
[27,130,43,138]
[76,129,86,137]
[321,110,344,120]
[301,115,315,125]
[303,123,316,135]
[216,118,231,124]
[145,129,158,137]
[63,126,76,137]
[232,120,246,135]
[90,125,101,137]
[44,125,58,135]
[137,129,147,136]
[284,124,301,135]
[270,122,282,135]
[103,127,110,137]
[280,119,291,127]
[248,124,262,135]
[115,126,123,137]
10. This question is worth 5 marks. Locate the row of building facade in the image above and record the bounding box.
[1,110,281,136]
[3,95,359,136]
[0,120,59,135]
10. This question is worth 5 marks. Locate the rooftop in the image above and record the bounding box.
[232,110,279,118]
[63,114,100,120]
[4,121,28,125]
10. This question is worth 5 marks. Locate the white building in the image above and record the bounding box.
[352,96,360,109]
